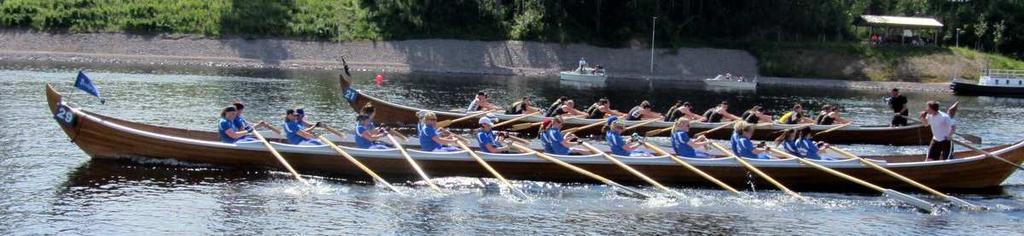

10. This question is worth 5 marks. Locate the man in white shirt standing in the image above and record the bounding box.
[920,101,955,160]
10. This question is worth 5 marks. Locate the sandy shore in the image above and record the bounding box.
[0,30,948,92]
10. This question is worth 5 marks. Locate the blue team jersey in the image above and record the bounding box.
[219,118,239,143]
[354,123,374,148]
[233,115,250,131]
[539,129,555,153]
[543,128,569,155]
[606,130,628,156]
[798,138,822,160]
[783,139,800,155]
[671,131,697,157]
[477,130,501,153]
[418,123,441,151]
[731,132,765,159]
[283,120,307,144]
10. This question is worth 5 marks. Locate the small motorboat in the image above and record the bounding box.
[560,67,607,82]
[704,74,757,90]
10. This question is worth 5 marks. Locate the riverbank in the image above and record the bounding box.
[0,30,949,92]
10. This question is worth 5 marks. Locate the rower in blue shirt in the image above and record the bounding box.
[282,109,323,146]
[540,116,590,155]
[605,117,651,156]
[218,106,257,143]
[417,111,461,152]
[354,114,389,149]
[670,118,712,158]
[730,122,771,159]
[795,127,831,160]
[477,115,510,153]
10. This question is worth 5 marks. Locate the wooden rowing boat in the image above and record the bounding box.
[338,75,933,145]
[48,84,1023,192]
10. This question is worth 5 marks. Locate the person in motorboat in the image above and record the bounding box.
[505,96,541,115]
[418,111,461,152]
[740,105,772,124]
[730,122,772,159]
[477,115,510,153]
[625,100,664,121]
[777,103,814,124]
[577,57,588,72]
[605,117,652,157]
[539,116,591,155]
[671,117,712,158]
[664,101,706,122]
[354,114,390,149]
[218,106,263,143]
[702,101,741,123]
[467,91,501,112]
[584,98,625,119]
[282,109,323,146]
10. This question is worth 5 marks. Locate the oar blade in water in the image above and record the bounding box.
[883,189,936,212]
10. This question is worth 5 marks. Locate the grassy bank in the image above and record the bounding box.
[748,43,1024,82]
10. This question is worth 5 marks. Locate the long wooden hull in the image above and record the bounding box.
[47,84,1024,192]
[338,75,932,145]
[951,80,1024,97]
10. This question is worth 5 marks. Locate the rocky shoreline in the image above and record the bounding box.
[0,30,948,92]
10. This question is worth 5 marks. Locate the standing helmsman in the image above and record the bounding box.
[886,88,909,127]
[920,101,955,161]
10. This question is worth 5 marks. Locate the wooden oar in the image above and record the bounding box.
[644,126,673,137]
[643,143,742,195]
[385,134,442,192]
[951,139,1024,171]
[492,111,541,129]
[510,121,543,131]
[436,110,492,128]
[387,129,410,142]
[828,147,979,210]
[510,143,651,199]
[505,135,532,145]
[767,149,935,212]
[815,123,851,135]
[708,142,805,200]
[580,142,682,197]
[622,119,660,132]
[321,124,346,140]
[562,120,607,135]
[694,121,737,137]
[316,135,404,194]
[454,140,530,199]
[251,131,311,186]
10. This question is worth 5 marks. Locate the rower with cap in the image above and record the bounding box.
[218,106,258,143]
[467,91,501,112]
[282,109,323,146]
[605,117,652,156]
[477,115,510,153]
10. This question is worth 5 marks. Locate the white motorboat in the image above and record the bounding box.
[560,67,607,82]
[704,74,757,89]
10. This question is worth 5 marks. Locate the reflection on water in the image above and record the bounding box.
[3,67,1024,234]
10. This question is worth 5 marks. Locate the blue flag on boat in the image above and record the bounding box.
[74,71,104,104]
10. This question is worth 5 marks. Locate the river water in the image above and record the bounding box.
[2,67,1024,235]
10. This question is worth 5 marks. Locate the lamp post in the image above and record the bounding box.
[650,16,657,74]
